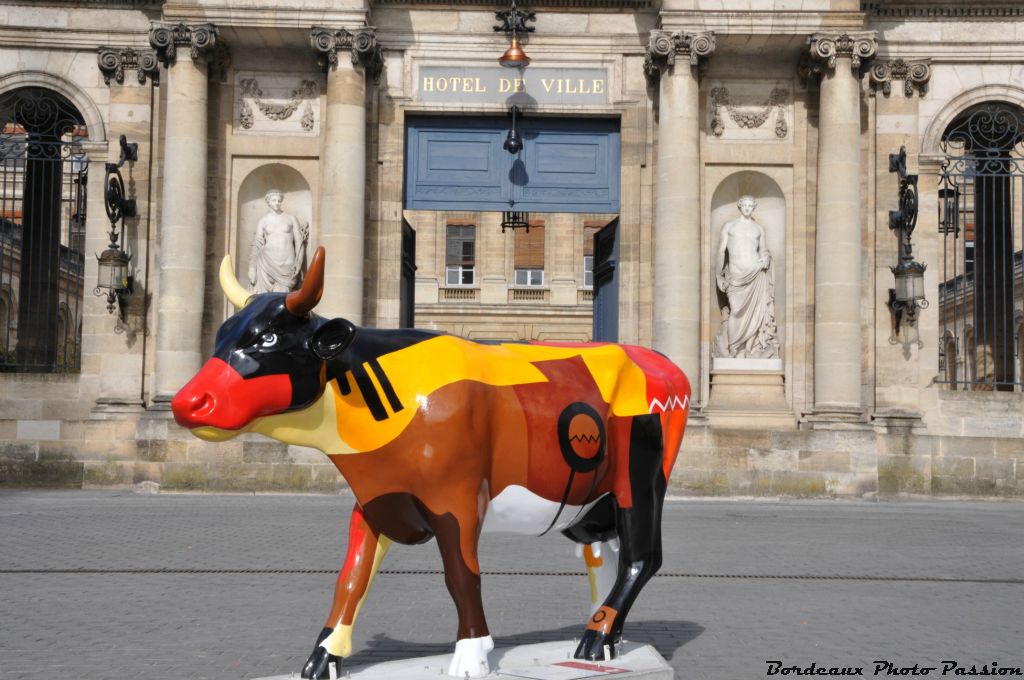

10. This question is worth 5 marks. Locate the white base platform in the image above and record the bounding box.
[255,640,673,680]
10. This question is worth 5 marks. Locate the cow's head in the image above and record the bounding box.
[171,246,356,440]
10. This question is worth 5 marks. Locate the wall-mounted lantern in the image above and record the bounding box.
[501,210,530,233]
[887,145,928,350]
[494,0,535,69]
[503,104,523,155]
[95,134,137,322]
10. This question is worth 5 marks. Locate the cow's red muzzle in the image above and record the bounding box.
[172,358,294,431]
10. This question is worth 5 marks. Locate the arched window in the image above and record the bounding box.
[938,102,1024,390]
[0,86,87,372]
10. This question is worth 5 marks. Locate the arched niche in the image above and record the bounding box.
[709,171,786,356]
[235,163,312,291]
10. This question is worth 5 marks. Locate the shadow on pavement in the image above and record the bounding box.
[342,619,704,669]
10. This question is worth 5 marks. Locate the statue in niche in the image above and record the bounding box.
[712,195,780,359]
[249,189,309,294]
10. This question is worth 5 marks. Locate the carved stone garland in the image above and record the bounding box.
[710,87,790,138]
[149,22,218,65]
[309,26,383,79]
[869,59,931,97]
[643,30,716,80]
[98,47,159,85]
[238,78,320,131]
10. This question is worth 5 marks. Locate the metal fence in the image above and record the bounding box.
[0,87,87,373]
[937,103,1024,391]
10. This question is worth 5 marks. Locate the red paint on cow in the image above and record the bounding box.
[171,357,293,431]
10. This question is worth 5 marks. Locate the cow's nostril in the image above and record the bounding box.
[190,392,214,415]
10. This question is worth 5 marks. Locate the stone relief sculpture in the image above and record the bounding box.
[248,189,309,294]
[238,77,319,132]
[710,86,789,139]
[713,196,781,359]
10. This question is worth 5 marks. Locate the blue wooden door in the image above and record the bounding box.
[405,115,619,213]
[592,219,619,342]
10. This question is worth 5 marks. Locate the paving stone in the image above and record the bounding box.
[0,492,1021,679]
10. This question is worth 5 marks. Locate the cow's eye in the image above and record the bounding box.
[259,332,278,348]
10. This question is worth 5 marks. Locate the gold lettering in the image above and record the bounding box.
[542,78,555,93]
[422,77,434,92]
[565,79,578,94]
[579,79,591,94]
[437,78,448,92]
[474,77,486,93]
[593,79,605,95]
[461,77,472,92]
[514,78,525,92]
[500,78,511,93]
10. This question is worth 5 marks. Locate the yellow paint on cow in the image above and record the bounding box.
[254,381,357,454]
[329,336,655,454]
[583,544,603,604]
[333,336,550,452]
[323,535,392,657]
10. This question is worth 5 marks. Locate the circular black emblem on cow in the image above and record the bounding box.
[557,402,606,473]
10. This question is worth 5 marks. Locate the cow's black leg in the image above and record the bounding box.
[574,414,664,662]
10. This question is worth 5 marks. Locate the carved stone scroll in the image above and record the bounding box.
[149,22,218,66]
[643,30,716,81]
[803,32,877,83]
[309,26,383,80]
[98,47,159,85]
[869,59,931,97]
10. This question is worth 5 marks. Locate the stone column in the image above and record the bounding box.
[805,32,876,420]
[645,30,715,399]
[148,23,217,406]
[868,59,931,427]
[310,27,382,324]
[93,48,160,411]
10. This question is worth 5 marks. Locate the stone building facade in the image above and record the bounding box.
[1,0,1022,497]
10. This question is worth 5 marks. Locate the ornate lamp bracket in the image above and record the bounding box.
[310,26,383,80]
[643,30,716,82]
[493,0,535,36]
[886,145,928,351]
[149,22,218,66]
[95,135,138,323]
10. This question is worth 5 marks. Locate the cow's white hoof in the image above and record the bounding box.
[448,635,494,678]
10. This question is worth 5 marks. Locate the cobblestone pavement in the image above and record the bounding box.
[1,491,1022,680]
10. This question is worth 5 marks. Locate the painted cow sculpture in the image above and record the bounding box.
[172,246,690,679]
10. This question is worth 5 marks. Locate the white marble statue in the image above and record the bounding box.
[248,189,309,294]
[712,195,780,359]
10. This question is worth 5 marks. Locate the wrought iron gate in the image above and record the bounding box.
[937,102,1024,390]
[0,87,87,372]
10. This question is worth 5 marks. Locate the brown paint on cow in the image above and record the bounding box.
[329,365,625,573]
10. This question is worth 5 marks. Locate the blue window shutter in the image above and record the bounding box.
[405,115,619,213]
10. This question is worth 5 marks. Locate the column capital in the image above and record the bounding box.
[869,58,931,97]
[98,47,159,86]
[643,30,715,81]
[310,26,383,80]
[149,22,218,66]
[805,31,877,77]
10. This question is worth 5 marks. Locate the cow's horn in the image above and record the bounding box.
[219,255,253,310]
[286,246,325,317]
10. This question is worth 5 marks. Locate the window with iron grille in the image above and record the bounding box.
[445,223,475,286]
[937,102,1024,390]
[513,221,544,287]
[0,87,87,373]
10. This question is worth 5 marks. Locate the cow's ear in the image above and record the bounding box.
[310,318,356,360]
